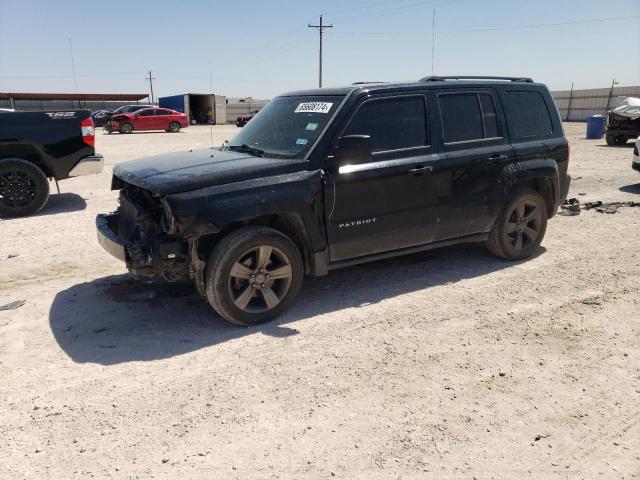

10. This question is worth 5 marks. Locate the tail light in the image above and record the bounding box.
[634,144,639,156]
[81,117,95,147]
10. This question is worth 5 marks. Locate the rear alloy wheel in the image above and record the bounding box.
[119,123,133,134]
[0,158,50,218]
[485,187,548,260]
[205,226,303,326]
[168,122,181,133]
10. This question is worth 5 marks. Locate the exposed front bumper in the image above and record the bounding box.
[96,213,129,262]
[69,154,104,177]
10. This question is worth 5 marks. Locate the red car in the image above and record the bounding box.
[236,110,260,127]
[106,108,189,134]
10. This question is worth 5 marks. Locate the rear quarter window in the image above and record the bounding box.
[504,91,553,137]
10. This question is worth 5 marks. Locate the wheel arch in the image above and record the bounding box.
[195,212,317,279]
[0,146,54,178]
[502,159,560,219]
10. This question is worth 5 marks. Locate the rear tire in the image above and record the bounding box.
[485,187,548,260]
[0,158,50,218]
[119,123,133,134]
[606,134,627,146]
[168,122,181,133]
[204,226,303,326]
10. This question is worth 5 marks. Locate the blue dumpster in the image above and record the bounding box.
[586,115,606,139]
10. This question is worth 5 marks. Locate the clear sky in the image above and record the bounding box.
[1,0,639,99]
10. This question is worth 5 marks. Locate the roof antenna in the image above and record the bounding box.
[209,63,215,150]
[431,9,436,75]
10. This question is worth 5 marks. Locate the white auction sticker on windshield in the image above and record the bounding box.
[295,102,333,114]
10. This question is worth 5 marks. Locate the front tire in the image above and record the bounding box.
[0,158,50,218]
[485,187,548,260]
[119,123,133,134]
[204,226,304,326]
[168,122,181,133]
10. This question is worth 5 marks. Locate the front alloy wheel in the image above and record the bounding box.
[228,245,293,313]
[205,226,303,326]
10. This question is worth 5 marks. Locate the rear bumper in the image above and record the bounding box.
[69,154,104,177]
[96,213,129,262]
[633,156,640,172]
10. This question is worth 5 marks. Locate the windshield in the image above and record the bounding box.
[227,95,343,159]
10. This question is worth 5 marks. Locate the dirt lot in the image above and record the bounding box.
[1,123,639,479]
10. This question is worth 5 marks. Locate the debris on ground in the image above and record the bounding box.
[581,297,602,306]
[583,200,640,214]
[559,198,581,216]
[0,300,26,311]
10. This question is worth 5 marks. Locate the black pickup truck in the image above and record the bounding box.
[97,76,570,326]
[0,110,103,217]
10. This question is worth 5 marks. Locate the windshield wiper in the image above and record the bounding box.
[228,144,265,157]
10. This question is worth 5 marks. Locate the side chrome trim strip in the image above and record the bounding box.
[339,156,432,174]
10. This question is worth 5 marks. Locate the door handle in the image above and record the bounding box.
[408,165,434,175]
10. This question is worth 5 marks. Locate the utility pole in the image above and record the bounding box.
[566,82,574,122]
[431,9,436,75]
[606,77,619,113]
[308,15,333,88]
[146,70,157,104]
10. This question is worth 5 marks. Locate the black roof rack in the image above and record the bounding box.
[352,81,388,85]
[419,75,533,83]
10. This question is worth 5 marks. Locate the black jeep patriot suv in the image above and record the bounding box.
[97,76,570,326]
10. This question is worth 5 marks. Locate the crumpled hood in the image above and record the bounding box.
[113,148,308,196]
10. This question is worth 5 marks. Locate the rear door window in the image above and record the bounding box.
[438,92,502,143]
[345,96,428,152]
[504,91,553,137]
[439,93,483,143]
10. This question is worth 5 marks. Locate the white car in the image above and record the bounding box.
[634,136,640,173]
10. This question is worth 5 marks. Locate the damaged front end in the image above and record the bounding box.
[96,183,189,281]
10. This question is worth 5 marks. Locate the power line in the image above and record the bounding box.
[331,0,461,23]
[325,0,435,16]
[67,38,78,93]
[308,15,333,88]
[331,15,640,36]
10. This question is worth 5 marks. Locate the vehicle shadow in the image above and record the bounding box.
[49,244,544,365]
[594,143,635,148]
[619,183,640,194]
[13,192,88,219]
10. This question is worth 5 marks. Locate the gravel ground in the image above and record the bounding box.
[1,123,639,479]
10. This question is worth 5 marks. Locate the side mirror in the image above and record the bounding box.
[326,135,372,173]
